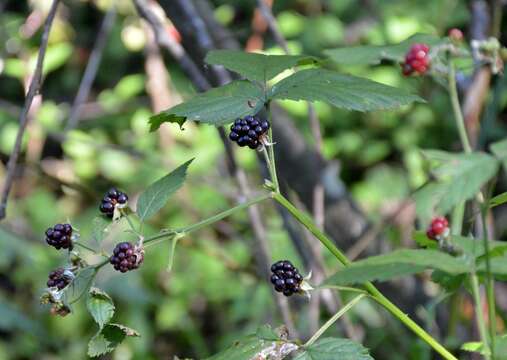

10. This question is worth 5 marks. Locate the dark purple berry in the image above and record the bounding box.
[45,223,73,250]
[269,260,303,297]
[47,268,72,290]
[99,188,128,218]
[110,242,143,272]
[228,114,270,150]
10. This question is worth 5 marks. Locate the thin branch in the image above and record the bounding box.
[255,0,289,53]
[64,5,116,131]
[0,0,60,220]
[134,0,299,337]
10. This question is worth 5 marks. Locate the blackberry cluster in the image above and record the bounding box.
[45,223,73,250]
[426,216,449,241]
[270,260,303,297]
[99,188,128,218]
[401,43,430,76]
[110,242,143,273]
[229,115,270,149]
[47,268,72,290]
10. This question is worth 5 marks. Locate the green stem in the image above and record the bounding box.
[265,103,279,192]
[74,242,97,253]
[448,61,472,153]
[273,192,457,360]
[123,211,141,237]
[177,193,271,234]
[166,235,180,272]
[305,294,366,347]
[471,273,492,359]
[482,205,497,355]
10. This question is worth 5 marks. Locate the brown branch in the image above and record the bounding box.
[134,0,298,336]
[0,0,60,221]
[64,5,116,131]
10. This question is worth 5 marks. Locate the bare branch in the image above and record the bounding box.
[0,0,60,220]
[64,5,116,131]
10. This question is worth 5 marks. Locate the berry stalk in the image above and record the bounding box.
[273,192,458,360]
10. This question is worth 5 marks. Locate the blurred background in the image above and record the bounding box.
[0,0,506,359]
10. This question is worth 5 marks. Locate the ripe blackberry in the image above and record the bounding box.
[47,268,72,290]
[99,188,128,218]
[110,242,144,273]
[45,223,73,250]
[270,260,303,297]
[426,216,449,241]
[229,115,270,149]
[401,43,430,76]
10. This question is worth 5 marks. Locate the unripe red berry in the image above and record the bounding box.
[448,28,464,42]
[401,43,431,76]
[426,216,449,241]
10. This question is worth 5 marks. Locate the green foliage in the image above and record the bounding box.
[270,69,423,111]
[87,287,115,329]
[324,33,445,65]
[91,217,109,244]
[491,137,507,172]
[149,81,264,130]
[87,324,139,357]
[415,151,498,221]
[136,159,193,222]
[205,50,317,83]
[324,249,467,286]
[294,338,373,360]
[205,325,289,360]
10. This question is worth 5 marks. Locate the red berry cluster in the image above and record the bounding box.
[110,242,144,273]
[426,216,449,241]
[402,43,430,76]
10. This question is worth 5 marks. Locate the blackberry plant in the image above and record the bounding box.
[37,22,507,360]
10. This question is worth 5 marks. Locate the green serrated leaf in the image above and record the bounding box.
[255,324,279,341]
[269,69,423,112]
[205,50,318,83]
[68,267,96,303]
[451,235,507,259]
[149,81,264,131]
[92,217,109,244]
[137,159,193,222]
[415,151,498,219]
[205,335,276,360]
[324,249,468,286]
[294,338,373,360]
[490,192,507,208]
[87,287,115,329]
[491,138,507,172]
[87,323,139,357]
[324,33,446,65]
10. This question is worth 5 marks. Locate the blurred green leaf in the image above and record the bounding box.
[150,81,264,130]
[270,69,424,111]
[91,217,110,244]
[205,50,317,83]
[87,287,115,329]
[87,323,139,357]
[137,158,193,222]
[490,192,507,208]
[114,74,145,101]
[28,43,73,77]
[294,338,373,360]
[415,151,498,219]
[325,33,446,65]
[324,249,468,286]
[490,137,507,171]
